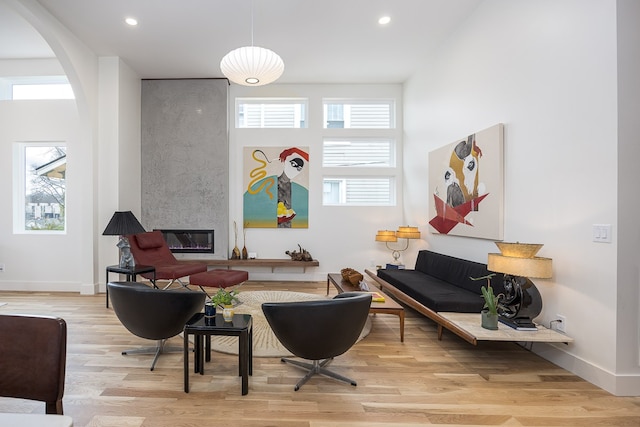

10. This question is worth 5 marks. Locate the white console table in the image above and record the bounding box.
[438,312,573,345]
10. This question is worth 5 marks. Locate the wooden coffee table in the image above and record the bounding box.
[327,273,405,342]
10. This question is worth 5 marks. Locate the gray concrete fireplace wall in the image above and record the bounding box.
[141,78,228,259]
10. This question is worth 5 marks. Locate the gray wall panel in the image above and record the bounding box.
[141,78,228,258]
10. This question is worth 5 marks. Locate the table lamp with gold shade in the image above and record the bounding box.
[375,226,421,265]
[487,242,552,330]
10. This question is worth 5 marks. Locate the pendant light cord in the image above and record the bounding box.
[250,0,254,47]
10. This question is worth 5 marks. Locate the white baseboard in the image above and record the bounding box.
[80,283,99,295]
[0,280,80,292]
[0,280,97,294]
[534,342,640,396]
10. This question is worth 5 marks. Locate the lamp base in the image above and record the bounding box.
[499,275,543,325]
[117,237,136,269]
[498,316,538,331]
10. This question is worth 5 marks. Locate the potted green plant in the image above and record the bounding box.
[211,287,239,322]
[211,287,239,307]
[471,273,501,330]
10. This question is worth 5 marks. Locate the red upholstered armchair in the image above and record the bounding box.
[128,230,207,289]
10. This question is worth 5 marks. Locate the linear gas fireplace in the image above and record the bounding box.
[156,229,214,254]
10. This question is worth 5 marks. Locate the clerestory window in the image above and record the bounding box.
[236,98,308,128]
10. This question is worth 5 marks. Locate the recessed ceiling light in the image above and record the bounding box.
[378,16,391,25]
[125,17,138,26]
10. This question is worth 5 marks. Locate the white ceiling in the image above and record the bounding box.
[0,0,482,83]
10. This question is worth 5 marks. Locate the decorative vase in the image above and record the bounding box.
[242,228,249,259]
[242,228,248,259]
[232,246,241,259]
[223,305,235,322]
[231,221,241,259]
[481,310,499,330]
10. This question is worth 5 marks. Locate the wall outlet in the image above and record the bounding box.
[556,314,566,332]
[0,264,4,272]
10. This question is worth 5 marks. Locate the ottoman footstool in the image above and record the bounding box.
[189,269,249,295]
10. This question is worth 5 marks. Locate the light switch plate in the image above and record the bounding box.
[592,224,612,243]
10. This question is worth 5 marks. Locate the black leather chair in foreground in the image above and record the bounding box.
[0,314,67,414]
[262,292,372,391]
[107,281,205,370]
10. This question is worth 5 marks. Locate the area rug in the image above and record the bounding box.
[210,290,371,357]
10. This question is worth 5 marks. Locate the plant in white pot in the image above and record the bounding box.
[211,287,239,322]
[471,273,502,330]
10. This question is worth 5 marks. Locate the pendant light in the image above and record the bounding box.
[220,0,284,86]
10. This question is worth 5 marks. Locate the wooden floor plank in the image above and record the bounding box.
[1,280,640,427]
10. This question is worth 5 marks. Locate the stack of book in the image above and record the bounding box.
[370,291,385,303]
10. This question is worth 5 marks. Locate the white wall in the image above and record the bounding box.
[0,99,80,290]
[228,84,405,281]
[1,0,138,294]
[97,57,142,293]
[7,0,101,292]
[403,0,639,395]
[615,0,640,394]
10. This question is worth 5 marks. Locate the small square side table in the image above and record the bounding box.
[183,312,253,396]
[105,264,156,308]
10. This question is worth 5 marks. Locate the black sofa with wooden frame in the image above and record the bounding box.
[365,250,505,342]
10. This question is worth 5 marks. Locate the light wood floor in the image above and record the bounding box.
[1,281,639,427]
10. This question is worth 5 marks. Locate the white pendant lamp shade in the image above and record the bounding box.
[220,45,284,86]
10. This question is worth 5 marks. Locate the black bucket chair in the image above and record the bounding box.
[107,281,205,370]
[262,292,372,391]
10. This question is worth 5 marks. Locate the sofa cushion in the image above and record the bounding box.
[376,250,507,314]
[378,269,485,312]
[414,250,504,294]
[190,269,249,288]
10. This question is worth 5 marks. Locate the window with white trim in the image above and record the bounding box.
[236,98,308,128]
[323,99,395,129]
[0,76,74,100]
[322,98,397,206]
[323,138,395,167]
[323,177,395,206]
[13,143,67,233]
